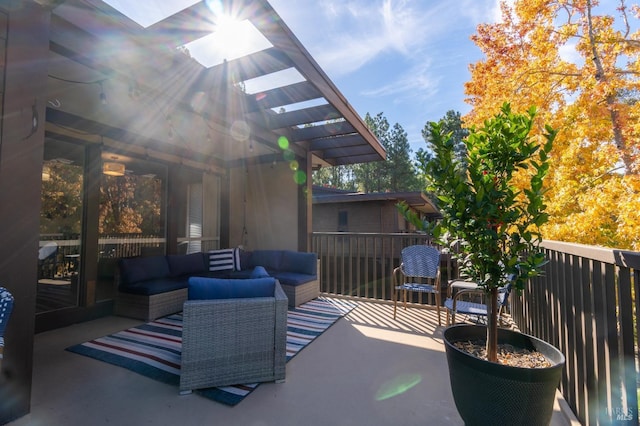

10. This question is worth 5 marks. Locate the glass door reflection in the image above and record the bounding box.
[37,140,84,313]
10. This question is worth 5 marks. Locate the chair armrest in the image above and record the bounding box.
[451,288,485,310]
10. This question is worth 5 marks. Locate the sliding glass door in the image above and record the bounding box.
[38,139,84,313]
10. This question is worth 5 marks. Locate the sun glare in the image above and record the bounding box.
[184,16,271,68]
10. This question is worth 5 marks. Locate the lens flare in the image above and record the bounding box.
[289,160,299,171]
[204,0,224,16]
[374,374,422,401]
[278,136,289,150]
[293,170,306,185]
[190,91,207,113]
[230,120,250,142]
[283,149,295,162]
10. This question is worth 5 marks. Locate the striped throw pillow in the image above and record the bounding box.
[208,248,240,272]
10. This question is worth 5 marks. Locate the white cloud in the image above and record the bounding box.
[361,60,440,104]
[558,41,584,65]
[273,0,438,76]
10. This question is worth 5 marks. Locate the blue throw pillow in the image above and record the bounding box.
[250,266,270,278]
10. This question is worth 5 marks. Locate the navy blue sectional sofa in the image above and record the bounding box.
[115,249,320,320]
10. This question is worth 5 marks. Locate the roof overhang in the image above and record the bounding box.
[313,189,441,217]
[44,0,386,170]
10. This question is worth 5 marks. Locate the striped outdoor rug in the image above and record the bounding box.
[66,297,356,406]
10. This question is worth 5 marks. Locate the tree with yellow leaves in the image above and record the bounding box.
[465,0,640,250]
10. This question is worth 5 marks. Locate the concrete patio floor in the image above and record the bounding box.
[9,299,579,426]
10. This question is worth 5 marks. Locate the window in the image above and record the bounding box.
[338,210,348,232]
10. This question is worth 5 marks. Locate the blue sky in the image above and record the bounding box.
[267,0,502,154]
[106,0,632,156]
[107,0,500,155]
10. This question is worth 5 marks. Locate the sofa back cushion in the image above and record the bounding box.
[280,251,317,275]
[208,248,240,272]
[119,256,170,286]
[167,253,206,277]
[248,250,283,271]
[187,277,276,300]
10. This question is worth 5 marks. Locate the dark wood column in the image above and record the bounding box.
[0,1,50,423]
[297,151,312,252]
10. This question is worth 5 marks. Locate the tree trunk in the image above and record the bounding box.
[486,287,499,362]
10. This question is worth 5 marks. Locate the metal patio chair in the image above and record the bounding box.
[0,287,15,367]
[393,245,442,326]
[444,281,512,326]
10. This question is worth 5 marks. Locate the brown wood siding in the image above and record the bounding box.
[0,2,50,423]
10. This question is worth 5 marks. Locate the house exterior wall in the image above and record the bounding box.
[228,161,299,251]
[313,201,406,233]
[0,2,50,423]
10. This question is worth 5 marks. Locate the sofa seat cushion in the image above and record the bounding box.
[273,271,317,286]
[167,253,206,277]
[188,277,276,300]
[119,256,170,285]
[120,277,188,296]
[192,269,253,280]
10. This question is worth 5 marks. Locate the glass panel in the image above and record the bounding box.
[178,172,221,253]
[38,140,84,313]
[97,155,166,301]
[187,182,203,253]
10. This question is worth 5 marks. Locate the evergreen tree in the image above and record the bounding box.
[312,112,420,193]
[417,110,468,177]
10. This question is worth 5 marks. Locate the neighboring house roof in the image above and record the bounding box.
[45,0,385,171]
[312,186,441,217]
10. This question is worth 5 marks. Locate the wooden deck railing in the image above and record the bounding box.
[511,240,640,426]
[312,232,458,303]
[312,233,640,426]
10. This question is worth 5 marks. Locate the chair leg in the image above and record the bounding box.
[436,293,442,326]
[402,290,407,311]
[393,288,398,319]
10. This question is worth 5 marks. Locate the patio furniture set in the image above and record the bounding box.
[111,248,318,393]
[114,248,319,321]
[393,245,512,326]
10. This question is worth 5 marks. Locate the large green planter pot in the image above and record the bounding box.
[443,325,565,426]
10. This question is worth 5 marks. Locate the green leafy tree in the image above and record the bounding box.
[426,104,555,360]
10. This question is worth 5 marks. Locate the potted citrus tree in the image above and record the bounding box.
[423,103,565,425]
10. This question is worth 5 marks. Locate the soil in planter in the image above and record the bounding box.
[454,340,552,368]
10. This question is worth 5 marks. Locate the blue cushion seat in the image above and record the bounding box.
[273,271,317,286]
[188,277,277,300]
[124,277,188,296]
